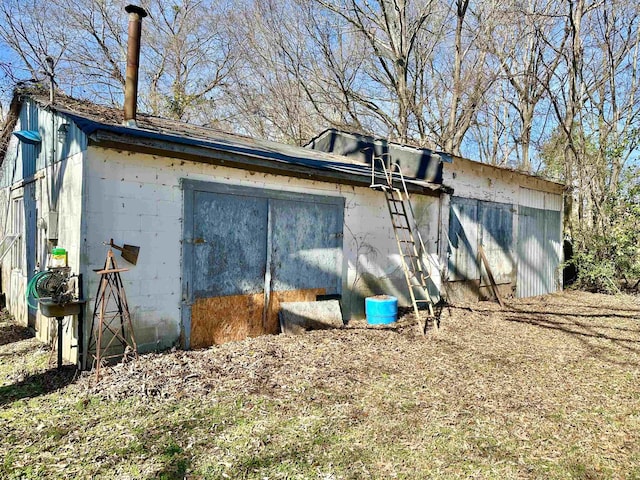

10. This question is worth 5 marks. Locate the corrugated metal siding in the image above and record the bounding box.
[544,192,563,212]
[1,101,42,184]
[0,136,19,187]
[545,210,562,291]
[519,187,545,209]
[517,206,561,297]
[19,102,40,177]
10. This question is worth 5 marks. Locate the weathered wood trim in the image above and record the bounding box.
[10,170,45,191]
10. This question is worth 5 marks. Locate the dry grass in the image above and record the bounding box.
[1,290,640,479]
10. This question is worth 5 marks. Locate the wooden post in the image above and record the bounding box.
[478,245,505,309]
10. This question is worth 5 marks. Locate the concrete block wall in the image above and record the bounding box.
[83,147,442,351]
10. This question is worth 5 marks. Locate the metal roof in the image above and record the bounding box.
[2,89,446,196]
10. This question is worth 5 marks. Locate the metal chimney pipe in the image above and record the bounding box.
[123,4,147,127]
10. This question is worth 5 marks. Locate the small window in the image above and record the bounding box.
[11,197,24,272]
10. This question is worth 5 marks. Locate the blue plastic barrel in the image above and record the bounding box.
[365,295,398,325]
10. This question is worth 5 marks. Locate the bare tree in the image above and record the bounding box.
[230,0,493,151]
[141,0,237,122]
[468,82,519,166]
[297,0,441,144]
[52,0,130,105]
[2,0,638,187]
[477,0,568,171]
[221,0,327,143]
[542,0,640,237]
[0,0,70,91]
[0,0,236,122]
[438,0,488,155]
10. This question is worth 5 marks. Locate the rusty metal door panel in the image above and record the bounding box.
[192,191,268,297]
[479,202,514,284]
[448,197,479,281]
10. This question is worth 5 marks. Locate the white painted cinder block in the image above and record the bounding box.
[83,146,443,350]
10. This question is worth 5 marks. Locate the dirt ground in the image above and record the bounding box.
[2,289,640,479]
[77,290,640,403]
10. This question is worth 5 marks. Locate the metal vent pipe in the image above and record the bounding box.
[123,4,147,126]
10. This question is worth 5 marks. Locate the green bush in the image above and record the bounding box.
[570,171,640,293]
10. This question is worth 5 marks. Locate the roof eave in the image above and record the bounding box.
[88,128,447,197]
[0,92,25,165]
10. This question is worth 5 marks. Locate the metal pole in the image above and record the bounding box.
[123,5,148,126]
[57,316,63,370]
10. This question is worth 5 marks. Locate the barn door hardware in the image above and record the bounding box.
[370,154,437,333]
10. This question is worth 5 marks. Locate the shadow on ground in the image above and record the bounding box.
[0,323,34,347]
[0,365,77,406]
[447,292,640,367]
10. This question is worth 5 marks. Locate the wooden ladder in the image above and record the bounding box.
[370,154,437,332]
